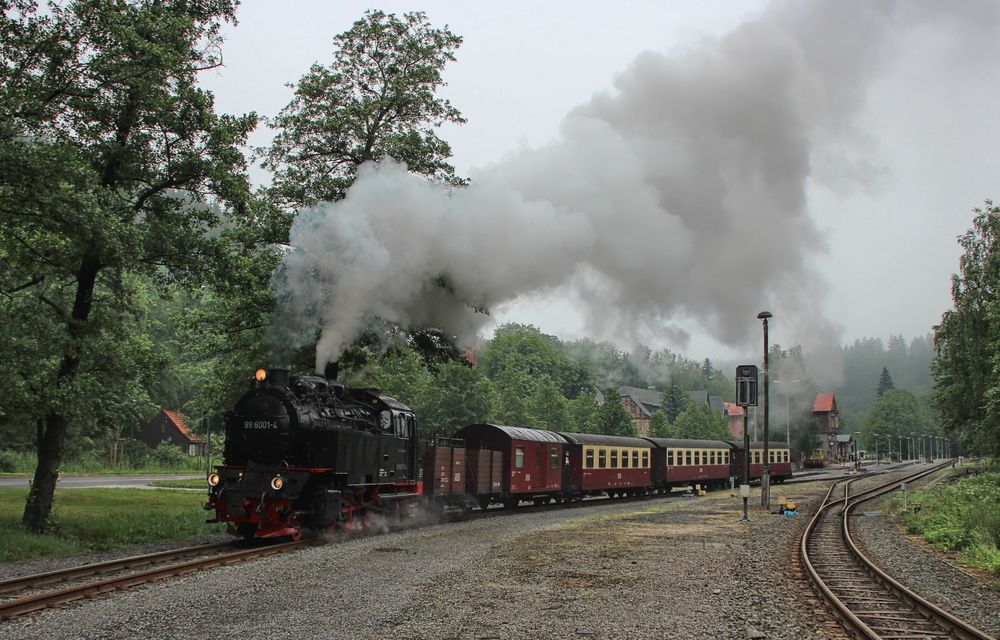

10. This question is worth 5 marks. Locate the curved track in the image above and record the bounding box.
[0,539,310,620]
[801,462,995,640]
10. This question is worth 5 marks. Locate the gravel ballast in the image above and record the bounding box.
[1,486,842,640]
[1,466,993,640]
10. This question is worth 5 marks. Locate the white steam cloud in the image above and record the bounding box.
[277,0,996,372]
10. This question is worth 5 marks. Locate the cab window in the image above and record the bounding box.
[515,446,525,469]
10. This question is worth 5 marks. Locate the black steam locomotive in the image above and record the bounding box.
[205,367,422,539]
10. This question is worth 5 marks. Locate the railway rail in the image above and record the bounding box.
[801,461,996,640]
[0,539,310,620]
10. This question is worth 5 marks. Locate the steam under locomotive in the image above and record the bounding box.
[205,366,423,539]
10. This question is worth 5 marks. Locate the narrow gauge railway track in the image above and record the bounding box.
[0,539,311,620]
[801,462,995,640]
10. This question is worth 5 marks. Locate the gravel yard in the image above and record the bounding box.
[1,469,993,640]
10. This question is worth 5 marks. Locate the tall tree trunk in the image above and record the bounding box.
[22,253,101,533]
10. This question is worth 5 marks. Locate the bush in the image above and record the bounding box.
[903,468,1000,575]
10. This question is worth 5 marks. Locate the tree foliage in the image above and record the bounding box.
[0,0,257,531]
[262,9,466,210]
[672,405,729,440]
[876,367,895,398]
[660,384,689,424]
[596,390,636,437]
[649,410,672,438]
[933,202,1000,457]
[862,388,933,456]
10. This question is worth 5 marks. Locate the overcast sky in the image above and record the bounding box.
[201,0,1000,361]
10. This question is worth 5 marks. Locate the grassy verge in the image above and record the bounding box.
[0,488,225,562]
[901,465,1000,576]
[150,478,208,489]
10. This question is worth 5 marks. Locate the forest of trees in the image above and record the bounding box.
[0,2,993,535]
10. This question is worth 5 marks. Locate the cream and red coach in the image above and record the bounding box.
[557,432,653,498]
[730,440,793,484]
[644,437,733,491]
[453,424,565,507]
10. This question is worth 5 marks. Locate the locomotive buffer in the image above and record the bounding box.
[735,365,758,522]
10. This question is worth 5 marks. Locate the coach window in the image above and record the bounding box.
[585,448,595,469]
[622,450,629,468]
[632,450,640,468]
[693,450,700,465]
[641,451,649,468]
[610,450,619,468]
[709,450,715,465]
[685,450,692,466]
[599,449,607,468]
[724,450,730,464]
[550,447,559,470]
[667,450,675,466]
[515,446,525,469]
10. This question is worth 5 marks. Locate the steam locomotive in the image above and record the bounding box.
[205,366,423,539]
[206,366,792,540]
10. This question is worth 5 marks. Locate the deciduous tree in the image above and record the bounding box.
[0,0,257,532]
[262,9,466,210]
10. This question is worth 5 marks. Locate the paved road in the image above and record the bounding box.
[0,474,202,489]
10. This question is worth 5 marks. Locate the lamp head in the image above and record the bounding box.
[757,311,773,320]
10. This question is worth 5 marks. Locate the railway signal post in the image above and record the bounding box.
[736,365,758,522]
[757,311,772,509]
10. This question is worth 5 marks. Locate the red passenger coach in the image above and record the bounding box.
[644,438,732,491]
[731,441,793,484]
[452,424,564,508]
[558,433,653,498]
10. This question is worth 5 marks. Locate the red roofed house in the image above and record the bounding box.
[813,393,840,461]
[139,409,207,457]
[723,402,745,438]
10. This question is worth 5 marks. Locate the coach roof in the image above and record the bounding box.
[455,423,565,443]
[642,438,731,449]
[557,432,652,448]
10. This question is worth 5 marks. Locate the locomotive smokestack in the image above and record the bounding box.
[323,361,340,381]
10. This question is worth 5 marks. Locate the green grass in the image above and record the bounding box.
[0,488,225,562]
[901,465,1000,576]
[149,478,208,489]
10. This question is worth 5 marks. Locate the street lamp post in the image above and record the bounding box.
[757,311,773,508]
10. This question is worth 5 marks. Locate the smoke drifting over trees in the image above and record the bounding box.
[276,1,997,372]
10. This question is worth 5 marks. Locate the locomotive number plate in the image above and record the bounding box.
[243,420,278,430]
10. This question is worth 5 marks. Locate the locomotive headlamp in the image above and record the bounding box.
[255,368,267,382]
[270,476,284,491]
[208,473,220,487]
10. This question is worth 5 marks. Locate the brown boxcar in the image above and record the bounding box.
[452,424,565,508]
[423,443,466,497]
[731,441,793,484]
[643,437,732,491]
[557,432,653,498]
[466,447,504,509]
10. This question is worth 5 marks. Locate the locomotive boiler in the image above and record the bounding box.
[205,366,422,539]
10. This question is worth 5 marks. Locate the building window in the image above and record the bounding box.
[515,446,525,469]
